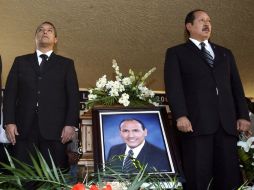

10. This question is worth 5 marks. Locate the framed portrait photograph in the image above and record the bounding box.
[92,106,181,176]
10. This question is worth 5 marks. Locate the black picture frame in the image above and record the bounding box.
[92,106,181,176]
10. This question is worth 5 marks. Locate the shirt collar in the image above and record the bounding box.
[189,38,209,49]
[36,50,53,59]
[125,140,146,158]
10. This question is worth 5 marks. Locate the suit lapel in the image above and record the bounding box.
[186,40,216,69]
[31,52,40,75]
[210,42,222,67]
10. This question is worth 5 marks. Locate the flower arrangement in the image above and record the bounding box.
[0,148,182,190]
[237,136,254,183]
[86,59,159,109]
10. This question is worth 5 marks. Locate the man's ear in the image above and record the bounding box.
[144,128,148,137]
[186,23,192,32]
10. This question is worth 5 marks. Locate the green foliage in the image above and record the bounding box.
[88,156,183,190]
[0,148,72,190]
[237,136,254,184]
[0,149,182,189]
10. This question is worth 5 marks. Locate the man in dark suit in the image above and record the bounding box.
[107,119,170,173]
[164,9,251,190]
[3,21,80,169]
[0,55,6,167]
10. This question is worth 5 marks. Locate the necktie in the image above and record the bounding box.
[122,149,134,172]
[40,54,48,71]
[200,42,214,68]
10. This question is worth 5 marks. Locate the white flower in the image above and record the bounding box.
[106,81,125,97]
[96,75,107,89]
[112,59,122,78]
[88,94,97,100]
[86,59,159,109]
[109,88,119,97]
[129,69,136,82]
[122,77,132,86]
[112,59,118,70]
[149,99,159,106]
[237,141,250,152]
[138,85,155,99]
[118,93,130,106]
[247,137,254,146]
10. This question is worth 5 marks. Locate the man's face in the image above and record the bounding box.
[120,120,147,149]
[35,23,57,48]
[186,11,212,41]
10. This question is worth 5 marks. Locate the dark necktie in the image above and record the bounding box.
[122,149,134,172]
[200,42,214,68]
[40,54,48,71]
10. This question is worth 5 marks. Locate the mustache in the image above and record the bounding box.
[202,26,210,31]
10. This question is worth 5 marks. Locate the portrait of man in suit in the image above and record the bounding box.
[107,118,171,173]
[3,21,80,169]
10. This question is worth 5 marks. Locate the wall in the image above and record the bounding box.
[0,0,253,96]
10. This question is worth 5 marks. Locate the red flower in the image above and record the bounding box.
[72,183,86,190]
[103,184,112,190]
[90,184,99,190]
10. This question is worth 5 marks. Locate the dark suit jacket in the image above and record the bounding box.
[164,40,249,136]
[3,52,80,140]
[107,141,171,172]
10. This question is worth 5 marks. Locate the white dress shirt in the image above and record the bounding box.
[189,38,215,59]
[36,49,53,65]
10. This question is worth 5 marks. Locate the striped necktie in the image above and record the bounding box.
[122,149,134,172]
[200,42,214,68]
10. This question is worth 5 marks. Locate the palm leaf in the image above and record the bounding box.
[0,148,72,189]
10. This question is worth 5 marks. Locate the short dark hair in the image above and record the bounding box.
[35,21,57,37]
[185,9,206,36]
[119,119,146,130]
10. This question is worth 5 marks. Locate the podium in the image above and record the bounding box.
[78,112,94,174]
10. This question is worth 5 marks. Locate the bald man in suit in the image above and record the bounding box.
[3,22,80,169]
[107,119,170,173]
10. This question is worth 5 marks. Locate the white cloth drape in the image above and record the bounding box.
[0,110,9,143]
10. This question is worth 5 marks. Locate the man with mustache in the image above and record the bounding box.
[3,21,80,169]
[164,10,251,189]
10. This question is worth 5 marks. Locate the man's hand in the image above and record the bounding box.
[237,119,251,138]
[176,116,193,133]
[61,126,75,144]
[5,124,19,145]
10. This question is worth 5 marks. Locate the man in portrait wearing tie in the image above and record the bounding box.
[3,21,80,169]
[107,119,170,173]
[164,10,251,190]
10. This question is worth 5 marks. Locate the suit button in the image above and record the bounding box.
[38,76,42,80]
[37,91,40,94]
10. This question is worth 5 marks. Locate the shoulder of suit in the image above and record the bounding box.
[209,42,231,53]
[166,42,186,50]
[53,54,74,62]
[15,53,34,59]
[145,141,164,152]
